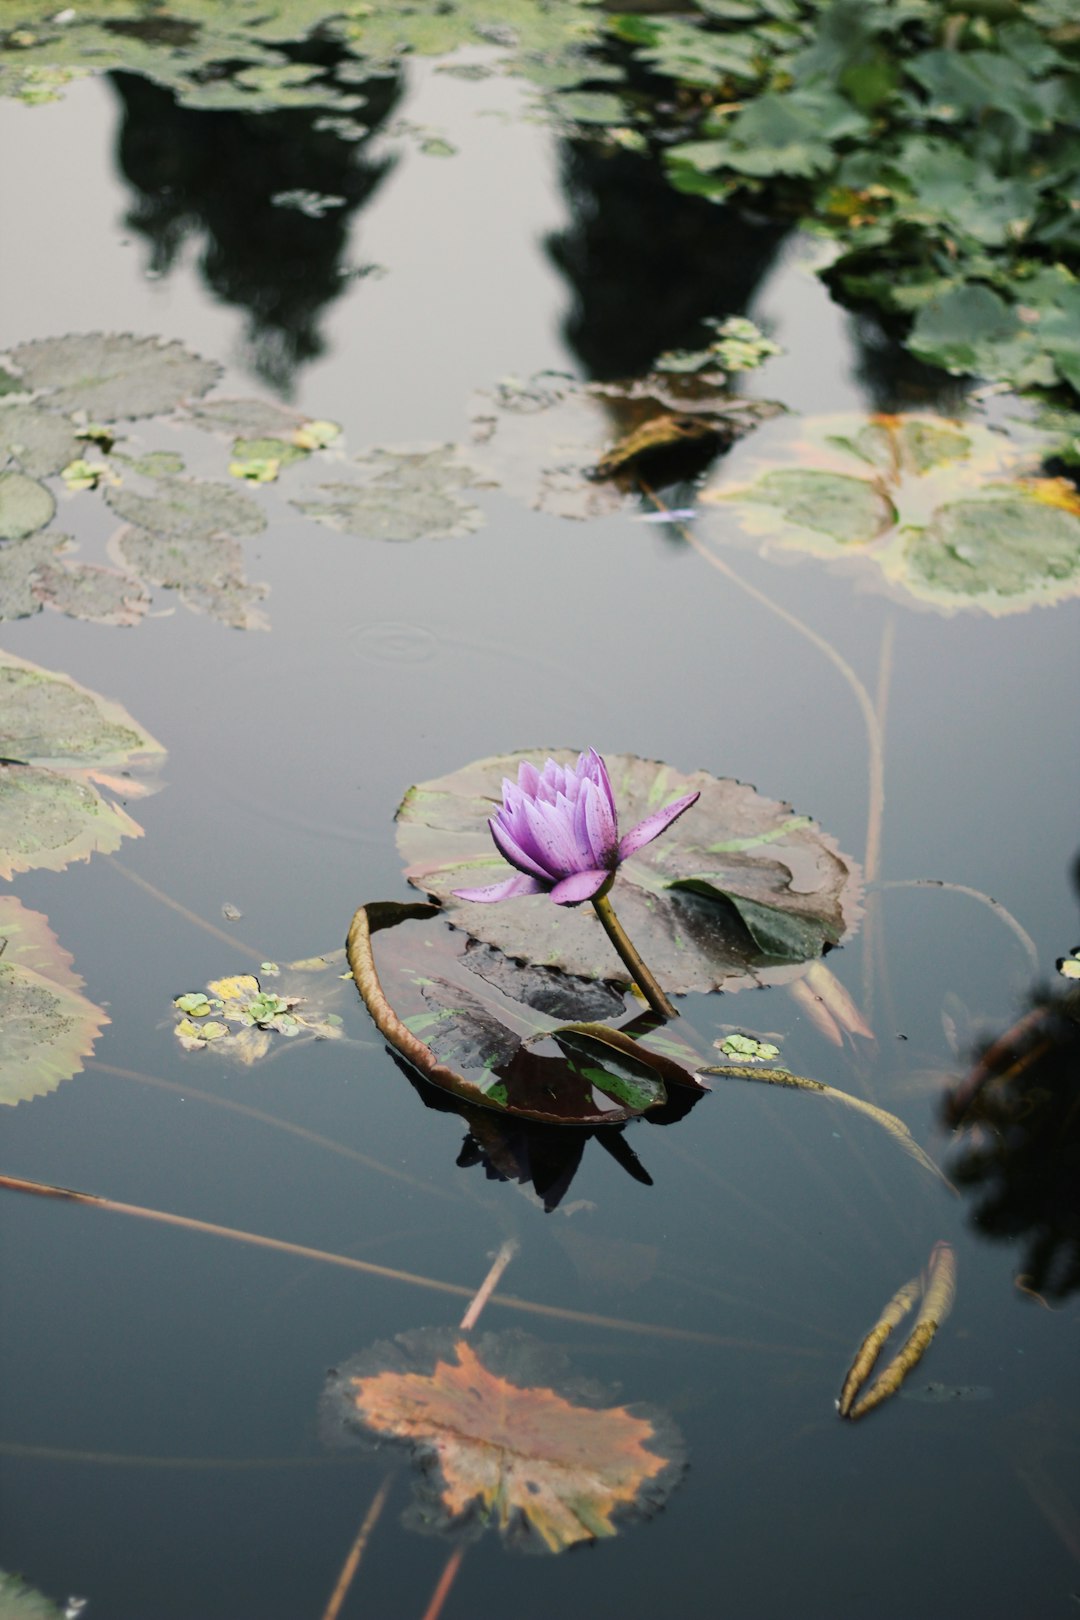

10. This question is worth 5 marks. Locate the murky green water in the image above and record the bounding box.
[1,26,1078,1620]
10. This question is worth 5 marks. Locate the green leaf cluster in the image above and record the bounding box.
[618,0,1080,398]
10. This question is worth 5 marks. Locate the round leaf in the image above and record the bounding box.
[8,332,220,419]
[0,896,109,1105]
[0,470,54,540]
[396,752,862,994]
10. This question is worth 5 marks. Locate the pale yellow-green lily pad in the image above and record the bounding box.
[700,411,1080,616]
[0,895,109,1105]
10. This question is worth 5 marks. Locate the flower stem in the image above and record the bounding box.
[591,891,679,1020]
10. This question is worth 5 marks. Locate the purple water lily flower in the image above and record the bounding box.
[453,748,699,907]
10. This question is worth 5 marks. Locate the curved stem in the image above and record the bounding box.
[591,891,678,1019]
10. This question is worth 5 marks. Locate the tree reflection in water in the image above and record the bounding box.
[109,62,402,392]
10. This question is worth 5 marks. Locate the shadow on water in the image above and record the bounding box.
[109,61,403,392]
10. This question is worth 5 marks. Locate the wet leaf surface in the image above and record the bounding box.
[347,902,707,1124]
[701,411,1080,614]
[322,1327,682,1552]
[105,473,267,540]
[6,332,220,419]
[396,751,861,994]
[0,895,109,1106]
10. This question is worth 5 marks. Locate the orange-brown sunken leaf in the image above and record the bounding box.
[322,1328,682,1553]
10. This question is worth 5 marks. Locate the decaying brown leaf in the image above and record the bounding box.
[322,1327,682,1552]
[840,1242,957,1421]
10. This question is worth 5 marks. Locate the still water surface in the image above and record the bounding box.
[1,48,1077,1620]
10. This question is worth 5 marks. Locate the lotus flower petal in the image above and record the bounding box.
[617,791,701,861]
[453,872,547,903]
[549,869,612,906]
[454,750,698,910]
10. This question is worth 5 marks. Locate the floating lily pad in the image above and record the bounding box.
[172,961,346,1066]
[105,473,266,540]
[109,527,268,631]
[0,648,163,878]
[701,411,1080,615]
[322,1327,683,1552]
[0,895,109,1105]
[32,560,150,626]
[188,397,306,438]
[347,902,707,1124]
[295,445,486,542]
[0,400,82,476]
[0,470,54,539]
[6,332,220,419]
[396,751,861,996]
[0,531,67,620]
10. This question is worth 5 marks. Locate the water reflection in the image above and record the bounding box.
[109,65,402,391]
[946,866,1080,1301]
[547,139,790,381]
[400,1058,703,1212]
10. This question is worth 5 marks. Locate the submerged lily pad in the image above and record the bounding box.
[0,895,109,1105]
[106,473,266,540]
[6,332,220,419]
[323,1327,683,1553]
[109,527,268,631]
[294,445,486,541]
[0,648,164,878]
[31,559,150,627]
[396,752,861,995]
[701,411,1080,615]
[347,902,706,1124]
[0,469,54,539]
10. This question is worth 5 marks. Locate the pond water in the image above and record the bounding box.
[1,19,1078,1620]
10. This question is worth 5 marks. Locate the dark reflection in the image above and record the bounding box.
[547,139,790,381]
[109,61,402,392]
[945,920,1080,1301]
[399,1053,702,1213]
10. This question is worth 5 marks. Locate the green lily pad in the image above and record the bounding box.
[0,1569,67,1619]
[188,396,306,437]
[347,902,707,1124]
[6,332,220,419]
[0,470,54,539]
[295,445,486,542]
[0,648,164,878]
[0,895,109,1105]
[396,752,862,995]
[0,400,82,476]
[702,410,1080,615]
